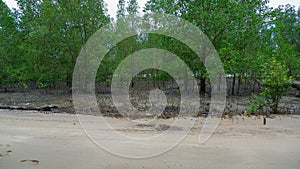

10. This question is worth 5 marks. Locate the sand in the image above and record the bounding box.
[1,110,300,169]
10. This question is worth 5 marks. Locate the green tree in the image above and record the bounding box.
[127,0,139,15]
[269,5,300,76]
[16,0,109,86]
[145,0,269,94]
[261,57,293,113]
[0,0,21,84]
[117,0,126,18]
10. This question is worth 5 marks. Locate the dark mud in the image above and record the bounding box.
[0,89,299,117]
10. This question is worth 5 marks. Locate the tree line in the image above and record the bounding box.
[0,0,299,97]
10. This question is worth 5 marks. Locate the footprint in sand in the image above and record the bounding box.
[20,160,40,165]
[0,144,12,157]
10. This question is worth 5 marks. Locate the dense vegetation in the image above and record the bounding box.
[0,0,299,100]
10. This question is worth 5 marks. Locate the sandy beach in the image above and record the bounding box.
[1,110,300,169]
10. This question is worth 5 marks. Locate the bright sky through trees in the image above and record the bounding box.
[3,0,300,17]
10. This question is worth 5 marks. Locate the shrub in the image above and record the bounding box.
[260,57,293,113]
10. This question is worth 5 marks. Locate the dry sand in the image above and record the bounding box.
[1,110,300,169]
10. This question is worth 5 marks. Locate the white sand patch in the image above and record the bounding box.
[0,110,300,169]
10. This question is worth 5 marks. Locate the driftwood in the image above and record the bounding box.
[0,105,58,112]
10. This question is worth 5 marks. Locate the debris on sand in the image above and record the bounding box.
[0,105,58,112]
[20,160,39,165]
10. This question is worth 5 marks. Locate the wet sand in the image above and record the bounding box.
[1,110,300,169]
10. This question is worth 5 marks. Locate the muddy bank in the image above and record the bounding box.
[0,89,299,117]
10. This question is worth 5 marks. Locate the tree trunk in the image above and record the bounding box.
[237,74,241,95]
[231,74,236,95]
[184,65,188,93]
[200,76,206,94]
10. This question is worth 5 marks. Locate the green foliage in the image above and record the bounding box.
[0,0,21,84]
[260,57,294,113]
[0,0,299,103]
[247,94,266,114]
[127,0,139,15]
[11,0,110,86]
[117,0,126,18]
[265,5,300,76]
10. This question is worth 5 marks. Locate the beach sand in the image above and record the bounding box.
[1,110,300,169]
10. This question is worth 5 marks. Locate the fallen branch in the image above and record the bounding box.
[0,105,58,112]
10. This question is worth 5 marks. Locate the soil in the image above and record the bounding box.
[0,110,300,169]
[0,89,299,116]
